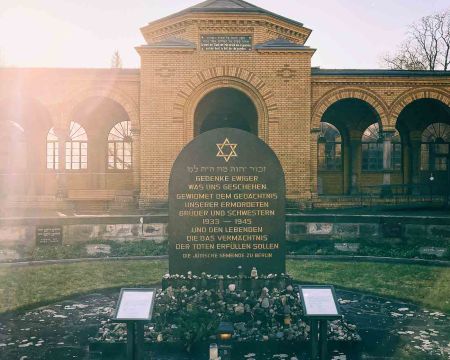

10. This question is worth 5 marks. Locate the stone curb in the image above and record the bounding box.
[1,254,449,268]
[0,255,169,267]
[287,255,450,267]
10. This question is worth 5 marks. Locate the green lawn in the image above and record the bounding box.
[0,259,449,314]
[288,260,450,314]
[0,260,168,313]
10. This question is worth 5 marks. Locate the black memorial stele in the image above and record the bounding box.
[169,128,285,275]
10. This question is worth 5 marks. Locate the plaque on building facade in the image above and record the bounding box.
[36,226,63,246]
[200,35,252,51]
[381,222,403,238]
[169,128,285,275]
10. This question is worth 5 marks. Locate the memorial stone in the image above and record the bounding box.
[169,128,285,275]
[381,222,403,238]
[36,225,63,246]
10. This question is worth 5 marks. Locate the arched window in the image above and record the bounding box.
[318,122,342,170]
[421,123,450,171]
[0,121,26,171]
[362,123,383,171]
[65,121,88,170]
[46,128,59,170]
[391,131,402,171]
[108,121,132,170]
[362,123,402,171]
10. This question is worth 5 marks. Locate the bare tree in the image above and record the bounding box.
[382,10,450,71]
[111,50,123,69]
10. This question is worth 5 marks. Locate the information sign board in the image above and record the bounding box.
[114,289,155,321]
[300,286,341,319]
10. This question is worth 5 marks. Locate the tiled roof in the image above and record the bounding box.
[156,0,304,27]
[144,37,196,49]
[312,68,450,77]
[255,38,311,50]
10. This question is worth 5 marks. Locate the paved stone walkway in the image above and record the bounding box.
[0,289,448,360]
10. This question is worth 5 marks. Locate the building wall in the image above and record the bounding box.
[0,12,449,212]
[0,68,140,206]
[311,75,450,196]
[1,215,449,260]
[137,48,314,205]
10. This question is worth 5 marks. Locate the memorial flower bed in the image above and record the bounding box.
[94,273,360,351]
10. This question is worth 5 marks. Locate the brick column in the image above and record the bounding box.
[54,127,68,198]
[349,132,361,194]
[91,133,106,189]
[24,131,36,196]
[131,127,141,199]
[343,137,351,194]
[310,128,320,196]
[382,130,396,185]
[403,138,410,185]
[410,132,422,192]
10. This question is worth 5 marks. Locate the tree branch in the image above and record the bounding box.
[382,10,450,71]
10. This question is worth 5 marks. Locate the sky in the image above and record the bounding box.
[0,0,448,69]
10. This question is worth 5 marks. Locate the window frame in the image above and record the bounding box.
[361,123,402,172]
[420,123,450,172]
[107,121,133,171]
[64,122,88,171]
[317,122,343,171]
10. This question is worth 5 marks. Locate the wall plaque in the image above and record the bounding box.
[169,128,285,275]
[381,222,403,238]
[36,225,63,246]
[200,35,252,51]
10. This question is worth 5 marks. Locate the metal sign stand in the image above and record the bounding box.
[299,285,342,360]
[126,321,145,360]
[113,288,156,360]
[309,318,331,360]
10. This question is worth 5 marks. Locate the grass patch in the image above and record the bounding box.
[3,238,449,262]
[287,240,450,260]
[27,240,168,260]
[287,260,450,313]
[0,259,449,314]
[0,260,167,313]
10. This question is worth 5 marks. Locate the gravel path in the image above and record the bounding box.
[0,288,449,360]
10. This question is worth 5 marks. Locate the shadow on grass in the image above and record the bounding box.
[1,259,449,315]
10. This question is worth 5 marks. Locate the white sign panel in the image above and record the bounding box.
[116,290,155,320]
[302,288,338,316]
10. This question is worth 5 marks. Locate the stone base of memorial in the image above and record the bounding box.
[89,274,361,358]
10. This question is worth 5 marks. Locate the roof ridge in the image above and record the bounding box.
[146,0,305,28]
[255,37,312,50]
[312,68,450,77]
[144,37,197,49]
[189,0,258,10]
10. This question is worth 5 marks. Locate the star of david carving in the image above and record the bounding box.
[216,138,238,162]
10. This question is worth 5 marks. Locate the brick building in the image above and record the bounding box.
[0,0,449,213]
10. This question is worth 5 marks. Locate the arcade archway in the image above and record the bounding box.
[396,98,450,195]
[194,88,258,136]
[319,98,385,195]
